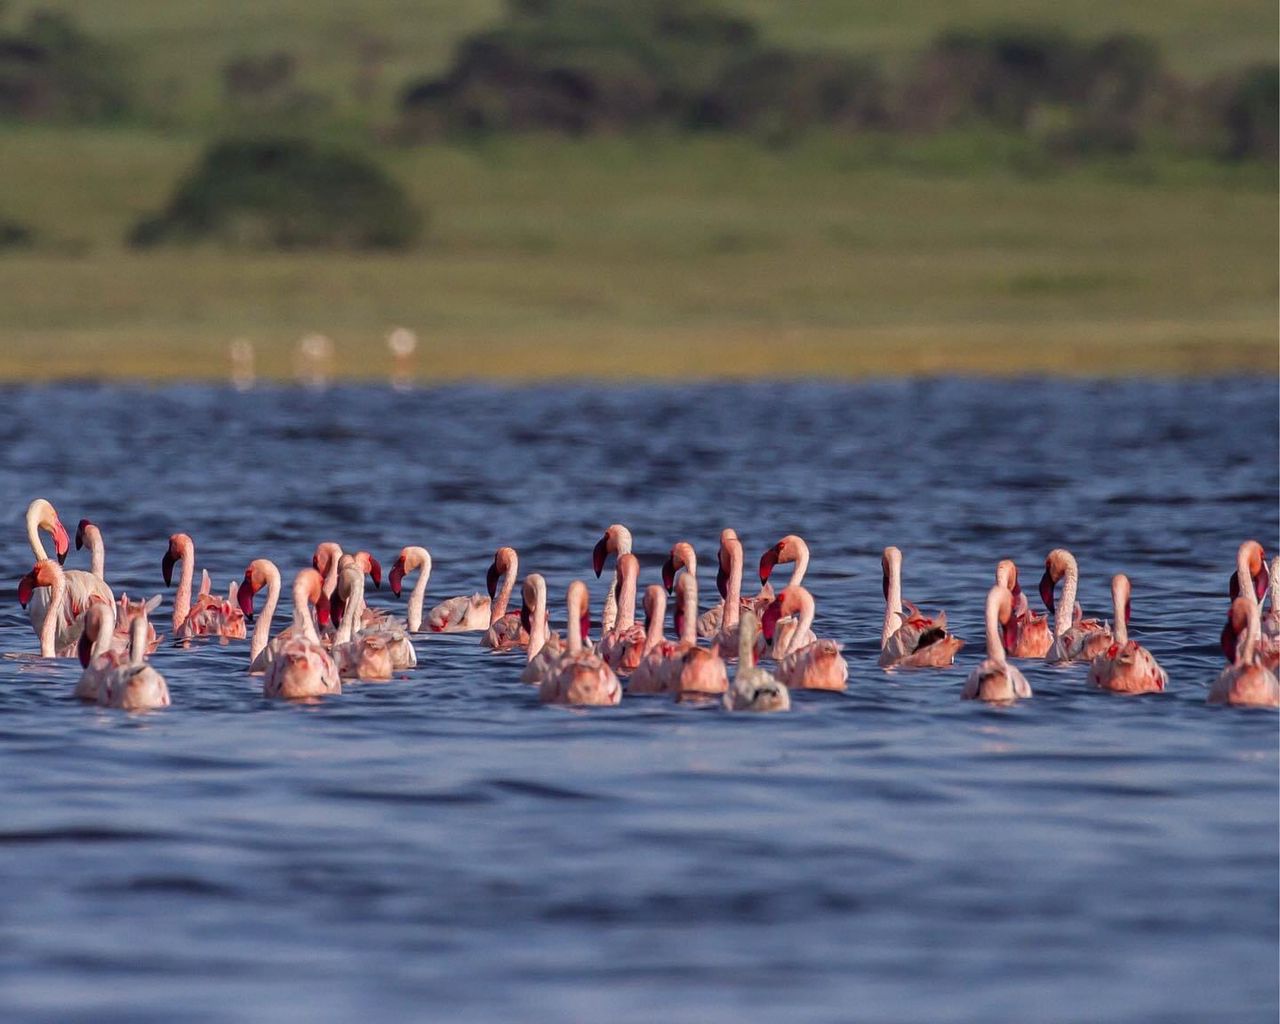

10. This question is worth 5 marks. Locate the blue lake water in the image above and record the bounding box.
[0,378,1276,1023]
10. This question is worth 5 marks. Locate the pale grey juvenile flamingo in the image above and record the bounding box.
[539,581,621,706]
[75,601,124,702]
[1040,548,1111,664]
[724,609,790,712]
[995,558,1051,658]
[1086,574,1167,695]
[1209,597,1279,707]
[762,586,848,691]
[963,586,1033,703]
[520,574,565,686]
[592,523,633,635]
[879,546,964,668]
[95,609,170,711]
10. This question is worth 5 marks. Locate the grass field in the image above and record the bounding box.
[0,1,1275,380]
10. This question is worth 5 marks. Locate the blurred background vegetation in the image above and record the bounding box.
[0,0,1275,380]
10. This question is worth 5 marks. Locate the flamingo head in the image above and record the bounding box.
[237,559,273,621]
[487,546,517,599]
[592,524,630,578]
[30,500,69,565]
[312,541,343,577]
[760,542,782,585]
[161,533,190,587]
[995,559,1021,600]
[662,541,695,593]
[880,546,902,601]
[390,554,406,598]
[353,551,382,590]
[18,559,61,608]
[1229,541,1269,602]
[760,586,801,641]
[75,518,97,552]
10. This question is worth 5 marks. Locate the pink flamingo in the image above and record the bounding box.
[692,530,772,638]
[238,559,333,673]
[1040,548,1112,664]
[18,559,104,657]
[313,543,383,629]
[75,519,106,581]
[713,532,776,661]
[23,499,111,644]
[539,581,621,706]
[75,602,125,701]
[1227,542,1279,669]
[762,586,848,691]
[592,524,633,634]
[96,609,169,711]
[332,558,415,679]
[632,573,727,696]
[163,533,246,641]
[389,546,432,633]
[724,610,790,712]
[425,593,491,632]
[112,594,163,655]
[520,574,565,686]
[879,546,964,668]
[1209,597,1279,707]
[1086,574,1167,695]
[482,547,528,650]
[262,568,341,700]
[758,533,809,597]
[963,586,1033,703]
[598,553,646,675]
[1264,556,1280,640]
[994,559,1051,658]
[627,584,677,694]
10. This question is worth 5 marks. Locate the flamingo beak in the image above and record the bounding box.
[1038,570,1055,613]
[315,594,331,627]
[52,520,69,565]
[1220,615,1238,661]
[1257,559,1271,602]
[1001,616,1019,653]
[761,600,781,641]
[238,574,256,621]
[716,563,728,601]
[389,560,405,598]
[75,519,91,551]
[881,567,889,601]
[759,546,779,585]
[661,555,677,593]
[366,557,382,590]
[519,603,532,633]
[674,606,685,637]
[579,612,591,643]
[162,550,177,587]
[486,561,500,600]
[78,632,92,668]
[330,592,345,627]
[17,571,35,608]
[592,535,608,577]
[1124,599,1131,625]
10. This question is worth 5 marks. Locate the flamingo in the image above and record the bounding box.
[994,559,1051,658]
[879,546,964,668]
[260,568,341,699]
[715,532,778,660]
[313,543,383,630]
[1227,542,1279,669]
[95,608,170,711]
[520,574,565,686]
[162,533,246,641]
[389,546,432,633]
[332,558,415,679]
[23,499,111,644]
[724,609,790,712]
[238,559,333,673]
[598,553,646,675]
[963,586,1033,703]
[112,593,163,655]
[18,559,103,657]
[758,533,808,596]
[692,529,772,638]
[592,523,633,634]
[1209,597,1279,707]
[1086,575,1167,695]
[1039,548,1112,664]
[626,584,676,694]
[762,586,848,691]
[75,519,106,580]
[482,547,527,650]
[75,601,124,702]
[539,581,621,706]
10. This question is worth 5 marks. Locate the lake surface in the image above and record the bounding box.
[0,378,1276,1023]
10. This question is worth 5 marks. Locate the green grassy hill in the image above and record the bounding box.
[1,1,1276,380]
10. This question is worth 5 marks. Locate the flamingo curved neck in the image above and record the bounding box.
[173,538,195,632]
[984,589,1007,662]
[407,555,430,633]
[1240,602,1260,665]
[92,607,116,660]
[1111,580,1129,645]
[788,542,810,588]
[785,596,815,657]
[644,591,666,652]
[722,543,743,630]
[680,581,698,646]
[526,581,547,662]
[1055,560,1078,639]
[250,564,281,663]
[566,591,585,656]
[615,567,638,631]
[737,614,754,663]
[337,573,365,644]
[291,577,320,644]
[1236,547,1261,613]
[26,505,49,561]
[86,531,105,580]
[881,556,902,648]
[492,558,517,623]
[128,615,148,667]
[40,572,65,657]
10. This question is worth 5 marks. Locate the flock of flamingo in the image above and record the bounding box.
[14,499,1280,712]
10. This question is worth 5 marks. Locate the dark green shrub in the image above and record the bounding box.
[129,138,423,250]
[0,9,131,121]
[1220,64,1279,160]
